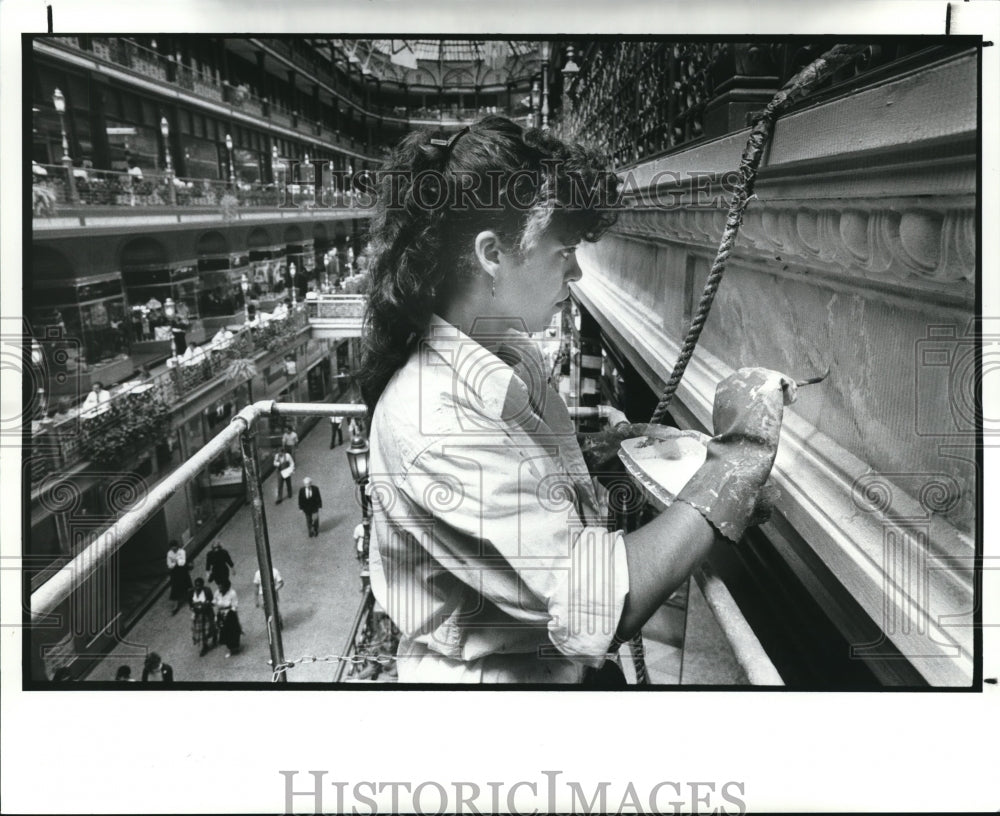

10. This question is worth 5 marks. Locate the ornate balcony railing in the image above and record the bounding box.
[305,294,367,320]
[29,310,309,480]
[31,164,368,215]
[554,40,944,169]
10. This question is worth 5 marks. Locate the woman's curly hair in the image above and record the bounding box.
[359,115,621,411]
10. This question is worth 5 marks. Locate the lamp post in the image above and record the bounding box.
[160,116,177,205]
[303,153,313,205]
[225,132,235,188]
[288,261,297,309]
[240,272,250,323]
[52,88,78,204]
[540,41,552,131]
[345,430,371,578]
[529,78,541,130]
[164,297,178,358]
[562,44,580,107]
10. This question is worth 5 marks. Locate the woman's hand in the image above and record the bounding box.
[676,367,795,541]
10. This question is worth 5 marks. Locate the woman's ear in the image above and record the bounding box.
[473,230,502,280]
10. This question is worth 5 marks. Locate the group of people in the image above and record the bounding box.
[167,540,243,658]
[113,653,174,683]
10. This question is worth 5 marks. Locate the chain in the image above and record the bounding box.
[268,652,396,682]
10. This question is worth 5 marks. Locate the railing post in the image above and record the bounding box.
[236,409,288,681]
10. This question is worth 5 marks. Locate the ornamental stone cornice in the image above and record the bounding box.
[612,198,975,295]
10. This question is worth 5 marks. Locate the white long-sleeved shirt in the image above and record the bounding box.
[368,316,629,683]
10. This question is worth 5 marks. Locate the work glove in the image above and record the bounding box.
[675,367,796,541]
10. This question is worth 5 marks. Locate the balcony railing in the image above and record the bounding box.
[305,293,367,320]
[32,164,369,215]
[30,310,309,481]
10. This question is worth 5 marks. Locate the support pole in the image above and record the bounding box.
[236,408,287,682]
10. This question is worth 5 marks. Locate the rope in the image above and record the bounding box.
[630,44,867,684]
[649,43,866,425]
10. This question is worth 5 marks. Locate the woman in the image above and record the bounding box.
[213,579,243,657]
[189,577,216,656]
[166,540,192,615]
[141,652,174,683]
[361,116,794,684]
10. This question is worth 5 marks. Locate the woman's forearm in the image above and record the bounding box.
[616,500,717,641]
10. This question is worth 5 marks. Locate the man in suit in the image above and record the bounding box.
[297,476,322,537]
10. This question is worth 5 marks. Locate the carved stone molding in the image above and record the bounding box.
[613,200,975,292]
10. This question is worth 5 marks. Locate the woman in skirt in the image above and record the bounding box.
[189,577,216,656]
[166,540,192,615]
[213,578,243,657]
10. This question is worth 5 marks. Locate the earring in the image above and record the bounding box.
[492,276,496,298]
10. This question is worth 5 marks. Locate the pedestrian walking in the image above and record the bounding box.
[166,540,192,615]
[329,414,343,448]
[141,652,174,682]
[205,541,234,587]
[297,476,323,537]
[281,424,299,452]
[253,566,285,629]
[274,447,295,503]
[190,577,217,656]
[213,579,243,658]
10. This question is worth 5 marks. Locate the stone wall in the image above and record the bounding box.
[575,48,978,684]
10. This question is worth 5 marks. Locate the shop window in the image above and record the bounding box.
[122,264,200,338]
[32,275,131,373]
[155,431,179,472]
[307,359,330,401]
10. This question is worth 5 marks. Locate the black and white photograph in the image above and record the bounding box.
[1,0,998,813]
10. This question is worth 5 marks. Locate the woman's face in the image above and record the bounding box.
[498,230,582,333]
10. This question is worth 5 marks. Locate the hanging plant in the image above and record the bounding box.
[223,356,258,407]
[79,393,172,469]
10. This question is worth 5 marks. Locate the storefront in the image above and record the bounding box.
[32,272,131,375]
[121,261,201,340]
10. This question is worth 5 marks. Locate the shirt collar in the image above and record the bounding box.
[422,315,549,423]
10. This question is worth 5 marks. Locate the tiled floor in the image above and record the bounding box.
[95,418,370,683]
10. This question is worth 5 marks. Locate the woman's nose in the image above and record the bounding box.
[565,255,583,283]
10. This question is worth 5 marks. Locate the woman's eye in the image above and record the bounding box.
[559,247,578,259]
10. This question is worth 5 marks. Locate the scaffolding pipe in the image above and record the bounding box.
[237,406,287,681]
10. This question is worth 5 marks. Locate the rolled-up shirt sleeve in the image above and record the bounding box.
[402,434,630,666]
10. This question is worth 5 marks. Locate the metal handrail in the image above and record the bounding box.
[30,401,367,682]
